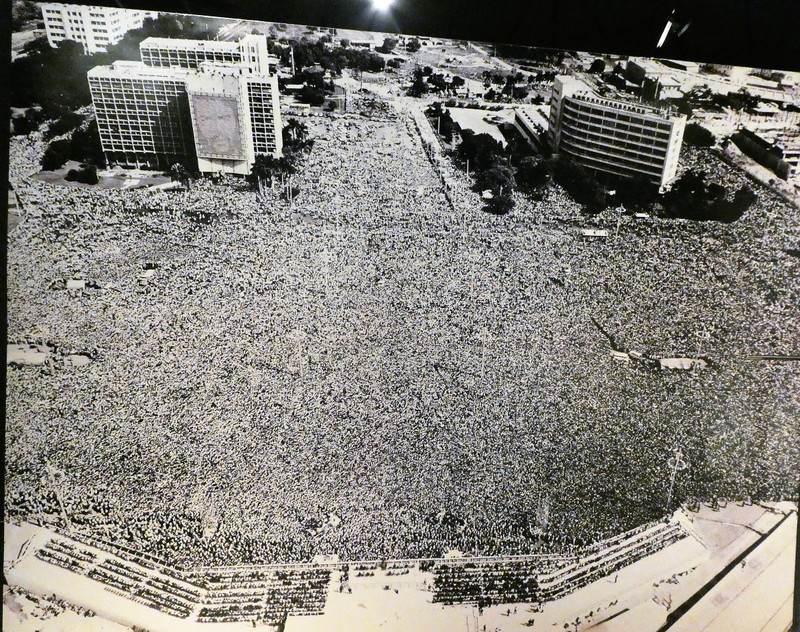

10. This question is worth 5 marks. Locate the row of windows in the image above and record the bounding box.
[560,129,668,164]
[564,100,672,131]
[561,110,671,146]
[562,138,666,169]
[562,139,665,174]
[562,103,673,140]
[141,49,243,70]
[90,83,187,96]
[560,122,669,155]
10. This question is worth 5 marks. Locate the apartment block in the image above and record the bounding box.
[40,3,156,54]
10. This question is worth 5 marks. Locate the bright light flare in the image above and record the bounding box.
[372,0,394,11]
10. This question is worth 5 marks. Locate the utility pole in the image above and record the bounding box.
[44,458,74,535]
[666,448,688,512]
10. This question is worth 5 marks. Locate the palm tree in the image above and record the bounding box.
[169,163,192,189]
[285,118,308,143]
[283,118,313,152]
[249,154,280,198]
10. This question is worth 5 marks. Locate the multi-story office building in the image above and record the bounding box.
[88,35,282,175]
[40,3,157,54]
[549,75,686,188]
[88,61,196,170]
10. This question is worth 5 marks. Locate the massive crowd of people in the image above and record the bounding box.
[6,89,800,569]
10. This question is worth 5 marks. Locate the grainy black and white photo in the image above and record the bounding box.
[5,2,800,631]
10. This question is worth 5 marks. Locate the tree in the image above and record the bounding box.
[69,120,106,167]
[66,164,98,185]
[683,123,715,147]
[407,75,428,98]
[457,130,504,172]
[250,154,281,196]
[11,108,41,136]
[515,156,548,193]
[282,119,313,153]
[169,163,192,189]
[589,58,606,74]
[378,37,397,54]
[284,118,309,144]
[484,192,515,215]
[548,155,608,213]
[613,174,657,211]
[300,85,325,106]
[41,139,71,171]
[45,111,85,140]
[475,164,516,195]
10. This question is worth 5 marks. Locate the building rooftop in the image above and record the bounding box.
[88,60,192,79]
[559,74,680,121]
[140,37,241,51]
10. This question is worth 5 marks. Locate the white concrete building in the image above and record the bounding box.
[40,3,157,54]
[88,36,282,175]
[549,75,686,188]
[140,35,278,75]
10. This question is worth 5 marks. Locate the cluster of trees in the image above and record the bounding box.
[661,171,756,222]
[45,111,86,140]
[711,88,759,113]
[492,44,565,66]
[407,67,465,98]
[11,39,95,117]
[40,120,105,172]
[426,103,458,143]
[11,0,40,30]
[249,119,314,199]
[98,14,218,63]
[282,69,335,107]
[683,123,716,147]
[480,70,539,101]
[453,130,517,215]
[269,37,385,76]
